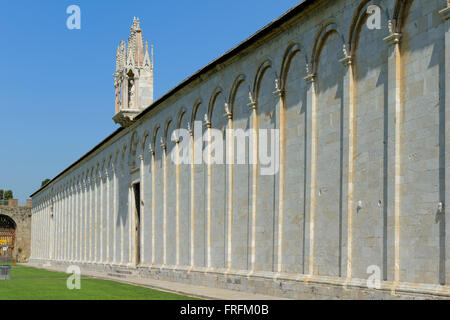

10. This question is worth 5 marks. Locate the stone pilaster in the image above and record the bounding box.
[274,80,285,273]
[384,29,402,290]
[304,71,317,277]
[440,3,450,286]
[340,53,353,280]
[70,188,73,262]
[83,181,88,262]
[174,138,181,267]
[189,128,195,267]
[106,171,111,264]
[139,154,145,265]
[113,167,118,265]
[247,93,258,273]
[150,148,156,265]
[162,140,167,266]
[94,176,99,264]
[205,118,212,269]
[225,104,234,271]
[100,174,104,264]
[89,179,94,263]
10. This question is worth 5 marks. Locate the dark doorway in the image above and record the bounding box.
[133,183,141,265]
[0,215,16,262]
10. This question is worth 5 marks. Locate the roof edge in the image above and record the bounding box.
[31,0,314,198]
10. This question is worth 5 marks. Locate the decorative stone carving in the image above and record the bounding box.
[224,103,232,120]
[113,18,154,128]
[247,91,257,109]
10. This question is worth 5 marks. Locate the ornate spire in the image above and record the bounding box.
[113,18,155,127]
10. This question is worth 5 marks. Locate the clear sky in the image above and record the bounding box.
[0,0,301,204]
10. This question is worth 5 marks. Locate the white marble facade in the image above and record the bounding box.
[30,0,450,299]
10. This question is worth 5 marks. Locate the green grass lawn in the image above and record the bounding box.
[0,265,199,300]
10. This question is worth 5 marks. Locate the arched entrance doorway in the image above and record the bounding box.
[0,215,16,260]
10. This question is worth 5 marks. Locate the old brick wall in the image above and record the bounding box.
[0,206,32,262]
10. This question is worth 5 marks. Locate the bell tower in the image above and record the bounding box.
[113,17,154,127]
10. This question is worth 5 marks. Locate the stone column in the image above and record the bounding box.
[120,168,124,265]
[225,104,233,271]
[340,52,353,280]
[162,141,167,266]
[72,185,75,262]
[205,117,212,269]
[56,195,60,261]
[248,93,258,272]
[41,208,43,259]
[100,173,105,264]
[46,204,49,260]
[64,190,67,261]
[304,71,317,277]
[40,207,43,259]
[48,201,52,260]
[54,195,58,260]
[95,175,99,264]
[139,155,145,265]
[440,3,450,286]
[63,191,66,261]
[35,209,39,259]
[76,183,80,262]
[122,78,128,109]
[70,186,73,262]
[90,178,94,263]
[44,204,47,259]
[174,138,181,267]
[84,180,88,262]
[150,148,156,265]
[106,170,110,264]
[113,167,118,265]
[189,128,195,267]
[384,27,402,289]
[274,79,285,273]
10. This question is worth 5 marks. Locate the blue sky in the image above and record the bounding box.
[0,0,301,204]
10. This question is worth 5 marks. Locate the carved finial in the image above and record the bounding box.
[306,62,314,76]
[339,44,352,66]
[160,137,166,150]
[249,91,254,104]
[204,114,211,128]
[248,91,257,109]
[388,19,396,34]
[224,103,232,119]
[343,44,349,58]
[173,131,180,144]
[275,79,281,92]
